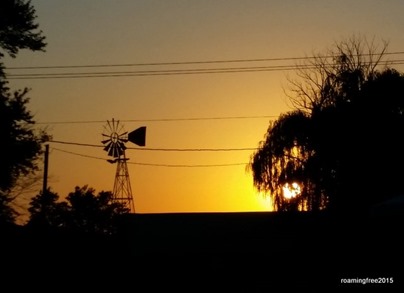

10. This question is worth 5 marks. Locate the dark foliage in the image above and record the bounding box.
[28,185,130,235]
[0,84,50,193]
[0,0,46,58]
[0,192,17,223]
[0,0,47,223]
[64,185,130,235]
[28,188,68,228]
[249,37,404,212]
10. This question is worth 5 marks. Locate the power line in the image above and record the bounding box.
[6,63,320,77]
[52,147,248,167]
[36,115,278,125]
[5,56,314,70]
[129,162,247,168]
[6,51,404,70]
[6,53,404,80]
[5,64,316,79]
[49,140,258,152]
[7,61,404,79]
[8,64,314,74]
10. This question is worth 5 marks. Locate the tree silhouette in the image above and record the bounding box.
[0,0,46,58]
[249,36,404,212]
[285,36,387,113]
[0,0,48,223]
[333,68,404,211]
[0,193,17,224]
[249,111,320,211]
[28,186,130,235]
[65,186,130,235]
[28,188,68,228]
[0,82,50,223]
[0,88,50,192]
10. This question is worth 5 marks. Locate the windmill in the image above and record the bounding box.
[101,118,146,213]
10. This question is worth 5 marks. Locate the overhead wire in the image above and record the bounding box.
[51,147,248,168]
[5,56,318,70]
[5,52,404,80]
[17,52,404,161]
[6,64,318,79]
[36,115,278,125]
[6,51,404,70]
[49,140,258,152]
[7,61,404,79]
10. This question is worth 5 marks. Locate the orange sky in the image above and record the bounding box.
[4,0,404,220]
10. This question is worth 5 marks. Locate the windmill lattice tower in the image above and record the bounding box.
[101,118,146,213]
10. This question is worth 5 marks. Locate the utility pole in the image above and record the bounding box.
[42,144,49,194]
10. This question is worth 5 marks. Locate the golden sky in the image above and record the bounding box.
[5,0,404,216]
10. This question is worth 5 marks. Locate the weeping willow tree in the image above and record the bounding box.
[249,36,402,212]
[249,111,327,211]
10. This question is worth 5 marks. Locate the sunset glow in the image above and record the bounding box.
[4,2,403,291]
[282,183,301,199]
[4,1,404,219]
[257,192,272,209]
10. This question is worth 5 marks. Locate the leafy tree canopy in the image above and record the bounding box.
[0,0,46,58]
[249,36,404,213]
[0,87,50,193]
[28,186,130,235]
[0,0,47,224]
[28,188,67,228]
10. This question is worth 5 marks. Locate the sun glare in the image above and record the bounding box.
[282,182,301,199]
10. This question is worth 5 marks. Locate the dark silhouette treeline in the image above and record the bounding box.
[28,186,129,235]
[2,210,403,291]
